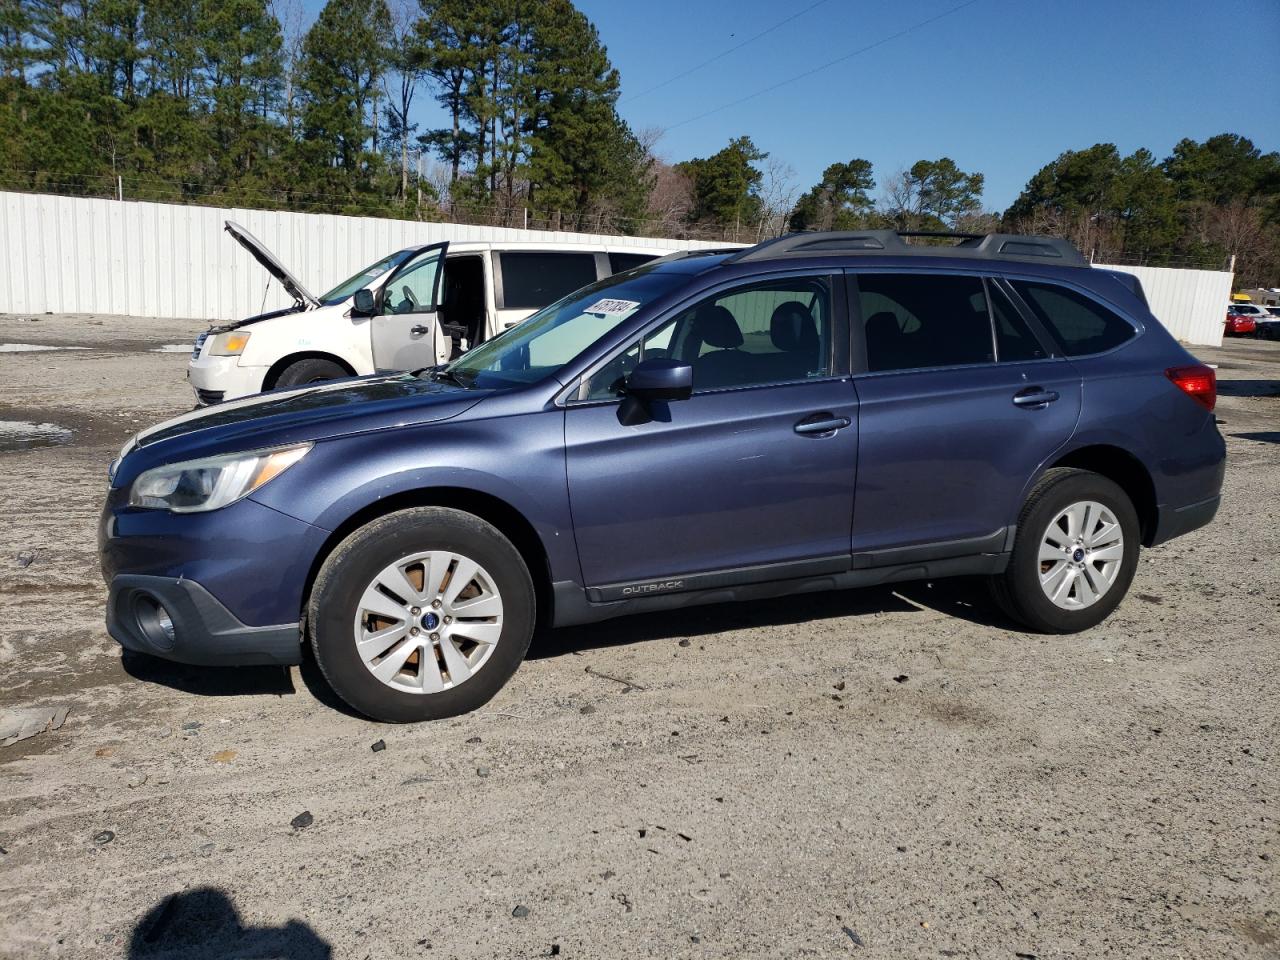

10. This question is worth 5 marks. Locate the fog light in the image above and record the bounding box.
[134,595,177,651]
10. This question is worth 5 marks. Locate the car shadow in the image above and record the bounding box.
[1217,379,1280,398]
[527,577,1019,660]
[122,652,296,698]
[129,887,331,959]
[1232,431,1280,445]
[123,580,1019,712]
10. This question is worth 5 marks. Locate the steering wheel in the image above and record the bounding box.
[401,285,420,312]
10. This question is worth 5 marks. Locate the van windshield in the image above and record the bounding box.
[319,250,415,305]
[442,269,684,389]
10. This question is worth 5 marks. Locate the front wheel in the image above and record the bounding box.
[308,508,535,722]
[990,468,1140,633]
[273,357,348,388]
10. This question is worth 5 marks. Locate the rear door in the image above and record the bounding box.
[849,270,1082,559]
[371,242,448,369]
[494,250,600,332]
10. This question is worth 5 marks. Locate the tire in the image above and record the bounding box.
[989,468,1140,634]
[308,507,535,722]
[273,357,348,388]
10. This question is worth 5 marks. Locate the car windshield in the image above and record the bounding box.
[319,250,415,305]
[441,268,684,389]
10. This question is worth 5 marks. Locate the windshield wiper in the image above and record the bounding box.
[429,366,473,389]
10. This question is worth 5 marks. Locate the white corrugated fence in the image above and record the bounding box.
[1094,262,1232,347]
[0,192,1233,345]
[0,192,722,322]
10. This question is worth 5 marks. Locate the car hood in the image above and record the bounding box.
[112,374,487,486]
[225,220,320,309]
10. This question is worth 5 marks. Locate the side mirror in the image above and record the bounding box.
[625,358,693,402]
[350,288,376,317]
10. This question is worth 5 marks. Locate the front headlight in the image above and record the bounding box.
[209,331,251,356]
[129,444,311,513]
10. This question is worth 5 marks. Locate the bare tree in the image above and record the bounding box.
[879,168,922,230]
[269,0,308,137]
[754,157,798,240]
[646,159,693,233]
[382,0,426,205]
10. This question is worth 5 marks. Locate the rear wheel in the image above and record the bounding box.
[273,357,348,388]
[990,468,1139,633]
[308,508,535,722]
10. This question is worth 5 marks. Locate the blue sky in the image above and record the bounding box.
[305,0,1280,212]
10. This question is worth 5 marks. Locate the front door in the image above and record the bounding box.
[849,270,1082,556]
[371,242,448,370]
[564,274,857,591]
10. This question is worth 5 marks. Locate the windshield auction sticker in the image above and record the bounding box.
[583,298,640,316]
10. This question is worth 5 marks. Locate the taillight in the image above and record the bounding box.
[1166,364,1216,411]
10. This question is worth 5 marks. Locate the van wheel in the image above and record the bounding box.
[308,508,535,722]
[989,468,1139,633]
[274,358,347,388]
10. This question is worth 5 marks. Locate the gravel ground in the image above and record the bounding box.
[0,312,1276,960]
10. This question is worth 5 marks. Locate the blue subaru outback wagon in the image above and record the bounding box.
[101,231,1226,722]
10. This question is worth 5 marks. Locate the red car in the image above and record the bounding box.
[1225,310,1257,336]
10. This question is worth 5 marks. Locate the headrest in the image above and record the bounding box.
[770,301,818,353]
[865,311,902,336]
[694,304,743,349]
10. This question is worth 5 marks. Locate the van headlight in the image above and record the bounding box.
[129,444,311,513]
[209,331,251,356]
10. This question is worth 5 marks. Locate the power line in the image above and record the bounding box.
[621,0,834,104]
[663,0,985,132]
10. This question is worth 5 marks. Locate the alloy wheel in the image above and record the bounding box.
[352,551,503,693]
[1038,500,1125,610]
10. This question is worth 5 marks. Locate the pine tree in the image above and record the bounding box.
[293,0,392,209]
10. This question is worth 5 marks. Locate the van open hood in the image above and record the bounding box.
[224,220,320,309]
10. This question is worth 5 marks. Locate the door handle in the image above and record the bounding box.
[1012,387,1059,409]
[794,413,851,436]
[410,325,429,336]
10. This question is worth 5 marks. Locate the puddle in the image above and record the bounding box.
[0,420,73,452]
[149,344,192,354]
[0,343,89,353]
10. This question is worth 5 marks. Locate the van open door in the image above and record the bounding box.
[369,242,449,370]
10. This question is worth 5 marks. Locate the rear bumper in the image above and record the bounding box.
[107,575,301,666]
[1150,494,1221,547]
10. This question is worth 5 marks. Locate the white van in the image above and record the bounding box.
[187,222,673,404]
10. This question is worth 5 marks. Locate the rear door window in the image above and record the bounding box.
[499,252,599,310]
[989,280,1048,362]
[857,273,994,372]
[1010,280,1136,356]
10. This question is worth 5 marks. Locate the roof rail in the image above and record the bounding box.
[642,247,744,269]
[725,230,1088,267]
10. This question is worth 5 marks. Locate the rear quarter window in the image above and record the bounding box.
[1011,280,1136,356]
[499,252,599,310]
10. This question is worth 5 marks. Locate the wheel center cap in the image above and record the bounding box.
[421,611,441,631]
[1072,548,1085,562]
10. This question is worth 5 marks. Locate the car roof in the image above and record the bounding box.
[436,240,681,255]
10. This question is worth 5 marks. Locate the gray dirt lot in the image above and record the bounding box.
[0,312,1276,960]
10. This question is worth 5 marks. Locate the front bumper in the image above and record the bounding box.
[107,575,301,666]
[188,355,266,405]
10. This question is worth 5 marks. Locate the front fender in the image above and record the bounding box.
[237,307,374,375]
[248,407,579,582]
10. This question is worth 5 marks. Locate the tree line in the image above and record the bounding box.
[2,1,1278,284]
